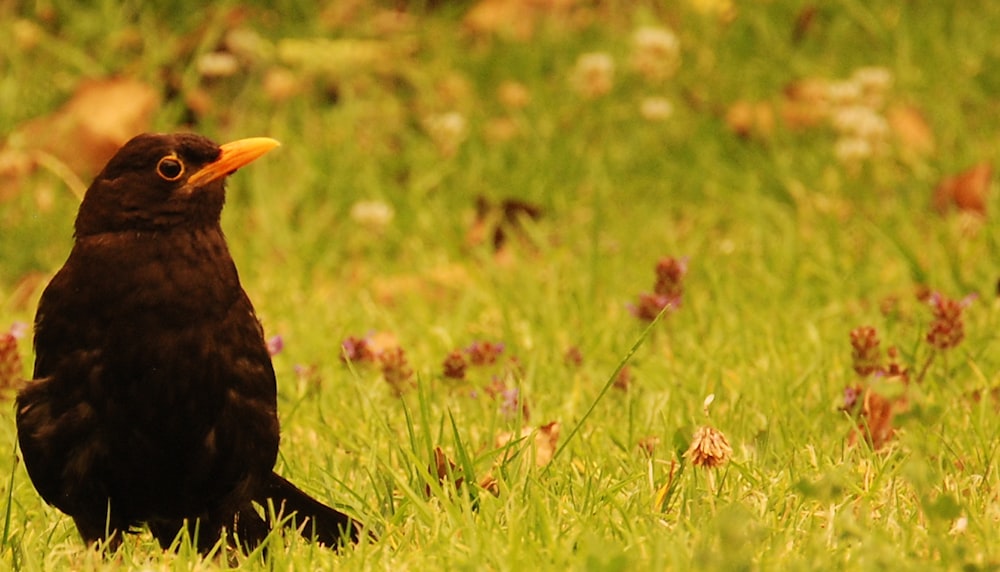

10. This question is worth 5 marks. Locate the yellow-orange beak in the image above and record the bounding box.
[187,137,281,186]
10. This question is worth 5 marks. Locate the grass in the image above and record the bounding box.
[1,1,1000,569]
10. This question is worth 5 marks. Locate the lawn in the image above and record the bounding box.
[1,1,999,569]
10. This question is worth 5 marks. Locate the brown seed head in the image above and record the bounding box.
[442,350,467,380]
[849,326,881,376]
[926,293,967,350]
[0,332,22,391]
[684,425,732,469]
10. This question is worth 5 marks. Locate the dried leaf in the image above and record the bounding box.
[496,421,560,467]
[726,100,775,139]
[612,365,632,391]
[779,79,829,130]
[478,474,501,496]
[425,446,464,497]
[637,435,660,457]
[853,389,895,450]
[464,0,580,40]
[792,5,820,43]
[533,421,560,466]
[8,78,159,180]
[467,195,543,253]
[933,163,992,216]
[887,105,935,157]
[967,386,1000,411]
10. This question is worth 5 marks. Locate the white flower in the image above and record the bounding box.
[225,28,270,63]
[830,105,889,141]
[951,516,968,534]
[424,112,467,156]
[639,97,675,121]
[196,51,240,78]
[571,52,615,98]
[834,136,874,163]
[825,80,863,106]
[350,200,395,229]
[631,26,681,81]
[851,66,893,96]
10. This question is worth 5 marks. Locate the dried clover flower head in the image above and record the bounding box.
[685,425,732,468]
[424,111,467,156]
[571,52,615,98]
[442,349,467,380]
[0,330,23,390]
[926,292,971,351]
[630,26,681,81]
[849,325,881,376]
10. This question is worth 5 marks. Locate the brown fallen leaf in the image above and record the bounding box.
[780,78,830,130]
[637,435,660,457]
[463,0,580,40]
[725,100,775,140]
[467,195,543,253]
[933,163,992,216]
[849,388,896,451]
[478,473,501,496]
[792,5,820,43]
[6,78,159,181]
[967,386,1000,411]
[887,105,935,157]
[426,446,464,497]
[496,421,560,467]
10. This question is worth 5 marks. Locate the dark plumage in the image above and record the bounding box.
[16,132,359,552]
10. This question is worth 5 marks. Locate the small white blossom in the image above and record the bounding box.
[350,200,395,229]
[825,80,863,107]
[951,516,968,535]
[571,52,615,98]
[631,26,681,81]
[196,51,240,78]
[834,136,874,163]
[424,112,467,156]
[851,66,893,96]
[830,105,889,141]
[640,97,675,121]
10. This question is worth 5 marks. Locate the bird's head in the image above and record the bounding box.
[74,132,279,237]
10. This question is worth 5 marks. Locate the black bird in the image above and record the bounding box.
[16,132,359,552]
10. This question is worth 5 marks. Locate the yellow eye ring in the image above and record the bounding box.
[156,154,185,181]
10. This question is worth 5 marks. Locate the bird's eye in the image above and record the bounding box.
[156,155,185,181]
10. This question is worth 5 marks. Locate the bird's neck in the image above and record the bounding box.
[66,225,245,318]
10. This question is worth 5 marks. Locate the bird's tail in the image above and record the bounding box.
[259,471,361,547]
